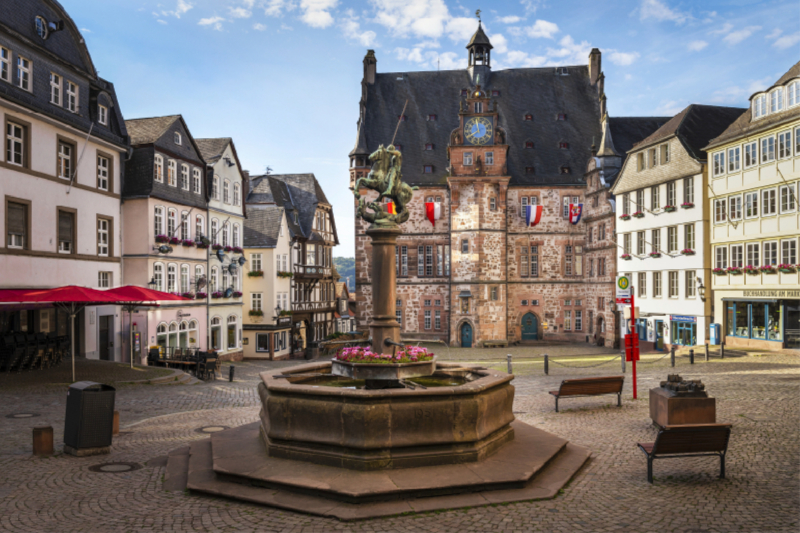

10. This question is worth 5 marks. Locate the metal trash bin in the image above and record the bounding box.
[64,381,115,455]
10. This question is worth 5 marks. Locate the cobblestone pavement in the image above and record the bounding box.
[0,349,797,533]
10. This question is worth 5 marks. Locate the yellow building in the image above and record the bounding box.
[705,61,800,350]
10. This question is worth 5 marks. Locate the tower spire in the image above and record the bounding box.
[466,18,492,85]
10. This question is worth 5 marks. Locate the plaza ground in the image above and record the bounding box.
[0,345,797,532]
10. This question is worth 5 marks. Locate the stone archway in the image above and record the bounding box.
[455,318,476,348]
[521,312,539,341]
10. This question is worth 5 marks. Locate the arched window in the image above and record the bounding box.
[156,322,168,351]
[227,315,238,350]
[232,224,240,247]
[179,320,189,348]
[223,180,231,204]
[211,316,222,350]
[154,206,165,236]
[154,155,164,182]
[167,160,177,186]
[168,321,179,348]
[233,183,241,206]
[167,263,177,293]
[153,263,164,292]
[222,269,230,290]
[211,219,219,245]
[167,209,177,237]
[181,211,190,240]
[180,164,189,190]
[180,264,189,293]
[195,215,205,239]
[188,320,199,347]
[192,168,201,194]
[194,264,204,291]
[174,132,182,145]
[210,266,218,293]
[212,175,220,200]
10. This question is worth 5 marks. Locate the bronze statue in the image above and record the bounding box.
[353,144,418,227]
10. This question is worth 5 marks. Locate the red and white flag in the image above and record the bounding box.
[425,202,442,226]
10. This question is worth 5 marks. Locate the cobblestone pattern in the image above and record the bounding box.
[0,352,797,532]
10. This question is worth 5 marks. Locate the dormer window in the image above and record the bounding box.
[293,212,298,223]
[525,167,535,174]
[491,90,501,97]
[556,67,569,75]
[560,166,571,174]
[524,114,533,121]
[427,114,437,121]
[398,115,407,121]
[395,144,402,151]
[525,141,534,149]
[461,89,468,97]
[557,113,567,121]
[174,132,182,145]
[770,88,784,113]
[559,142,569,149]
[423,165,434,173]
[98,104,108,125]
[424,143,434,151]
[788,81,800,107]
[753,94,767,119]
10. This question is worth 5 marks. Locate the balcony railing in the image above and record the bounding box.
[292,300,335,312]
[293,264,331,278]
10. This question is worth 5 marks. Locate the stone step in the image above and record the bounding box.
[163,445,190,491]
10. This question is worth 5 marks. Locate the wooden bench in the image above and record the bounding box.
[548,376,624,412]
[637,423,732,483]
[483,340,508,348]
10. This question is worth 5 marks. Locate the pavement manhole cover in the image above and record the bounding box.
[5,413,40,419]
[195,426,229,434]
[88,462,143,473]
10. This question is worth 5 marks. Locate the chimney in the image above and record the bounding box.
[589,48,601,86]
[363,50,377,85]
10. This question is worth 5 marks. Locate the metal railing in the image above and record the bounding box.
[293,264,331,277]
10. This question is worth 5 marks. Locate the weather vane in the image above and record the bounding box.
[475,9,481,22]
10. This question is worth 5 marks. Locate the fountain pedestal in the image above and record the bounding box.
[366,225,402,355]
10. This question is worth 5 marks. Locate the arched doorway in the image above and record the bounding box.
[460,322,473,348]
[521,313,538,340]
[596,316,605,346]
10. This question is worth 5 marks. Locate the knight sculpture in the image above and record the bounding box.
[353,144,418,227]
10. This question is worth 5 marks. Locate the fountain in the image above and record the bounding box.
[174,144,591,520]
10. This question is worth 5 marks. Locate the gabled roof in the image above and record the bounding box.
[467,23,493,49]
[195,138,232,163]
[607,117,670,156]
[706,60,800,150]
[126,115,181,145]
[243,206,283,248]
[632,104,745,160]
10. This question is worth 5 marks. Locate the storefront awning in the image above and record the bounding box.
[722,298,778,303]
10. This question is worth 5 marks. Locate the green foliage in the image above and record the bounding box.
[333,257,355,290]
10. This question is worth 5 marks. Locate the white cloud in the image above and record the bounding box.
[490,33,508,54]
[300,0,337,28]
[507,26,523,37]
[437,51,460,70]
[503,50,547,68]
[497,15,521,24]
[655,100,686,115]
[765,28,782,40]
[520,0,543,14]
[280,23,294,30]
[229,7,252,18]
[445,17,480,42]
[525,19,558,39]
[157,19,168,24]
[264,0,297,17]
[687,40,708,51]
[545,35,592,64]
[639,0,689,24]
[80,28,92,33]
[198,16,225,30]
[253,23,267,30]
[370,0,451,39]
[394,47,425,63]
[161,0,193,18]
[774,31,800,50]
[723,25,761,45]
[608,51,640,66]
[708,22,733,36]
[341,11,377,46]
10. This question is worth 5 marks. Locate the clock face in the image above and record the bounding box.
[464,117,493,146]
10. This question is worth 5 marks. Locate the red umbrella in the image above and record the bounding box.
[104,286,189,302]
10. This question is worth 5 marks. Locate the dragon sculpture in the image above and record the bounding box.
[353,144,418,226]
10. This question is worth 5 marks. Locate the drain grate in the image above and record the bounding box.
[88,462,143,473]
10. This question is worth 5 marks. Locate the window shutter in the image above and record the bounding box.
[59,211,73,243]
[7,202,25,236]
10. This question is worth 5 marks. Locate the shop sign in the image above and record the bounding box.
[670,315,697,323]
[742,290,800,298]
[277,316,292,326]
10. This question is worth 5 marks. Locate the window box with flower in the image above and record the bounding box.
[232,246,244,253]
[278,310,292,317]
[681,249,695,256]
[212,244,223,251]
[681,202,694,209]
[224,246,233,252]
[232,291,243,297]
[743,265,759,275]
[277,271,293,279]
[196,242,209,249]
[726,267,743,275]
[632,211,644,218]
[169,237,181,245]
[211,291,223,299]
[195,292,207,299]
[248,270,264,277]
[181,292,194,299]
[619,214,631,221]
[778,263,797,273]
[663,205,677,212]
[155,234,169,243]
[621,253,632,260]
[249,310,264,317]
[712,268,727,275]
[759,265,777,274]
[182,239,195,247]
[649,252,661,258]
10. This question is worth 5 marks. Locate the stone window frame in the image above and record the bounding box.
[56,135,77,181]
[96,214,113,257]
[96,150,114,193]
[668,271,679,299]
[192,168,202,194]
[98,104,108,126]
[652,271,662,298]
[16,55,32,92]
[5,115,31,168]
[685,271,696,299]
[49,72,61,106]
[65,80,79,113]
[727,146,740,172]
[461,239,469,254]
[0,47,10,83]
[56,206,78,255]
[5,195,31,250]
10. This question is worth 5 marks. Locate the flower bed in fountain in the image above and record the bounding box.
[334,346,434,364]
[332,346,437,381]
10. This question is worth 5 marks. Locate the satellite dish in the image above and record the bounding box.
[238,256,247,266]
[228,263,238,274]
[216,250,226,262]
[196,276,207,290]
[158,245,172,254]
[224,288,234,298]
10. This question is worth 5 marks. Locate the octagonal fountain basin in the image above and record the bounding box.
[257,361,516,471]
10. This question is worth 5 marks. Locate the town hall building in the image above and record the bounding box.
[349,23,667,347]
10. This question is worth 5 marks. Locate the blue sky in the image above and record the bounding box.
[67,0,799,257]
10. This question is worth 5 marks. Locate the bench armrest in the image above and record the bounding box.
[663,423,732,430]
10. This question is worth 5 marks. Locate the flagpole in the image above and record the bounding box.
[391,100,409,146]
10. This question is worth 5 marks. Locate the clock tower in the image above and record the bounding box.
[447,83,510,345]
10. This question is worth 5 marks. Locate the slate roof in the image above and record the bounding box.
[608,117,670,156]
[467,23,492,48]
[245,173,336,242]
[612,104,746,195]
[706,61,800,150]
[243,206,283,248]
[126,115,181,145]
[195,138,232,163]
[632,104,745,160]
[354,64,604,187]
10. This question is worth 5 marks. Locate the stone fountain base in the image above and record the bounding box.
[165,362,592,520]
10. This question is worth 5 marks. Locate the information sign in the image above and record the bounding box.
[616,275,631,304]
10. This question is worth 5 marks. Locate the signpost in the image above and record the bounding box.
[618,275,637,399]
